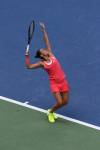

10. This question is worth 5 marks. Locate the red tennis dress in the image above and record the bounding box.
[43,55,69,93]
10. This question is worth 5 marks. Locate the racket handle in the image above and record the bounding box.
[25,54,30,65]
[26,44,30,54]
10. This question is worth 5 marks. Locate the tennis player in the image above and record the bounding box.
[25,23,70,123]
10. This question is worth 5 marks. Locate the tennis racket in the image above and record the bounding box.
[26,20,35,54]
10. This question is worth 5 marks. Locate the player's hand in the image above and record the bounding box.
[40,22,45,32]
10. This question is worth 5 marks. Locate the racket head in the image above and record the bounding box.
[28,20,35,45]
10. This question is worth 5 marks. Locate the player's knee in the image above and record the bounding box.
[62,99,69,106]
[57,101,62,106]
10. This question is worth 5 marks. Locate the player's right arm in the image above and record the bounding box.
[25,54,43,69]
[40,23,52,52]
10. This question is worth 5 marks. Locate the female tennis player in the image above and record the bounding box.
[25,23,70,123]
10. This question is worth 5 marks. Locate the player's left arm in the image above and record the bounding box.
[40,22,52,52]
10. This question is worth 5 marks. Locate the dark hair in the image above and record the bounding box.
[35,49,41,58]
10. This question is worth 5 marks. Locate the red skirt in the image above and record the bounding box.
[49,78,70,93]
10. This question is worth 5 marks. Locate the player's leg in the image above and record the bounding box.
[50,92,63,112]
[47,92,63,123]
[59,79,69,106]
[61,91,69,106]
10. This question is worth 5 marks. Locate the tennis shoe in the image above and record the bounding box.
[47,109,55,123]
[47,109,58,120]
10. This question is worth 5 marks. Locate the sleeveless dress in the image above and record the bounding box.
[43,55,69,93]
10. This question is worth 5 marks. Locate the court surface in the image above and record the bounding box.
[0,97,100,150]
[0,0,100,149]
[0,0,100,126]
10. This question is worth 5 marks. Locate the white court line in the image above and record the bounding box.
[24,101,29,104]
[0,96,100,131]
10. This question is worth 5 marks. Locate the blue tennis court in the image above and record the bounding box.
[0,0,100,149]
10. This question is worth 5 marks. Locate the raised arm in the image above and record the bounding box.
[40,23,52,52]
[25,53,43,69]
